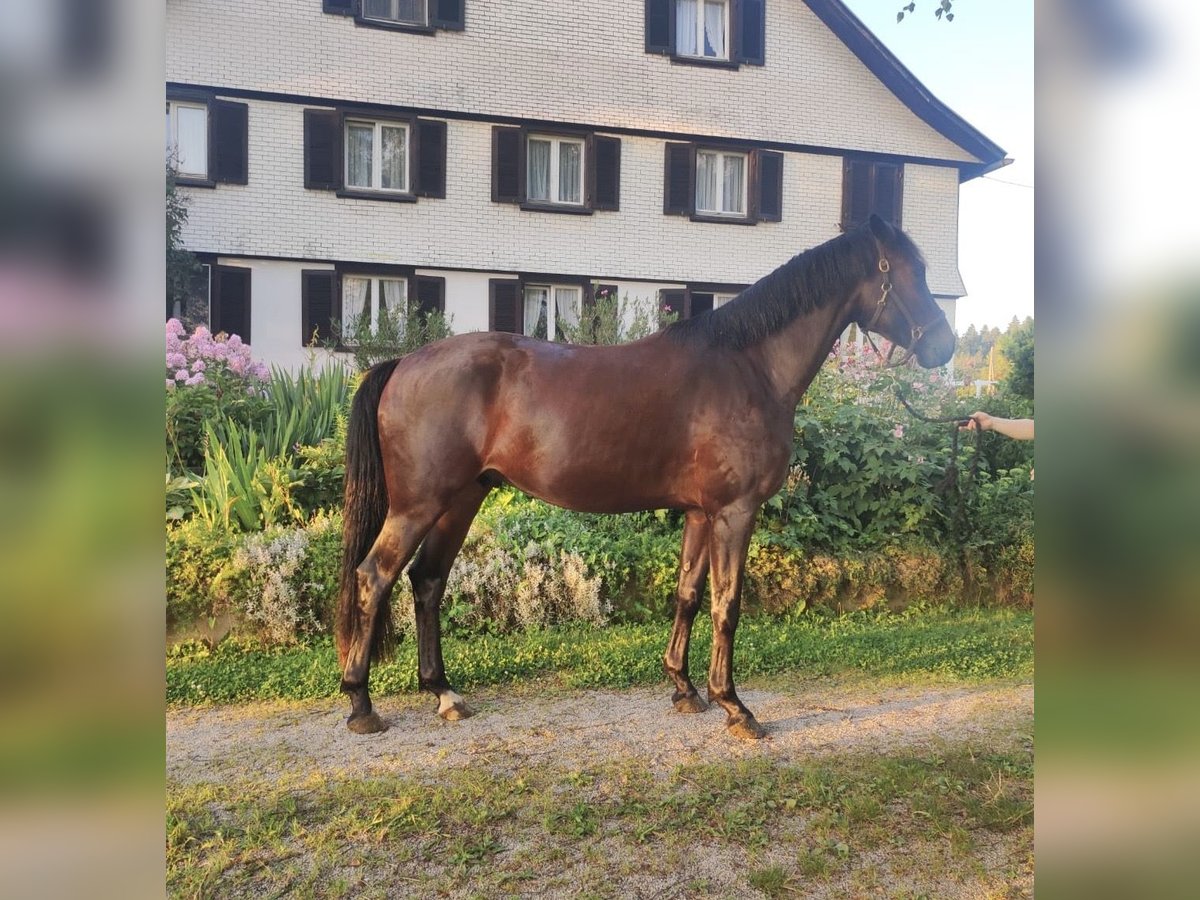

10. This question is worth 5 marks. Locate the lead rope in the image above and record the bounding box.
[894,387,984,582]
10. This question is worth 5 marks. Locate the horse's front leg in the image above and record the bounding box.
[707,503,768,740]
[663,509,711,713]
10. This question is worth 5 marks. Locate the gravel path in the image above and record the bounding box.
[167,677,1033,785]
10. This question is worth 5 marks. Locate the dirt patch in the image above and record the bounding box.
[167,676,1032,785]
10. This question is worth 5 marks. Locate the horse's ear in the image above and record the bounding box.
[868,213,893,242]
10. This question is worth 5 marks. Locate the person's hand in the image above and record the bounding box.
[961,411,992,432]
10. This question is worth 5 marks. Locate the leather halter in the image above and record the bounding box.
[861,257,940,367]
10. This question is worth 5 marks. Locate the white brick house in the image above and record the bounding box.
[166,0,1006,370]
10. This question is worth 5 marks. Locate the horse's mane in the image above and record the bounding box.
[663,223,922,351]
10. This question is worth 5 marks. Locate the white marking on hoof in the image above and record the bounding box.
[437,691,475,720]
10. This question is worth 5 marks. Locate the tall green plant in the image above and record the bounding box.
[190,420,303,533]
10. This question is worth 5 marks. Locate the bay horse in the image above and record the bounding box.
[335,214,955,740]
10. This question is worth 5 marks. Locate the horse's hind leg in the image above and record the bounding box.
[408,482,490,722]
[342,512,436,734]
[663,509,711,714]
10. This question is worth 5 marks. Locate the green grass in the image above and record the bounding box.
[167,744,1033,899]
[167,606,1032,705]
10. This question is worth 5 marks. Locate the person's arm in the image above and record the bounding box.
[964,411,1034,441]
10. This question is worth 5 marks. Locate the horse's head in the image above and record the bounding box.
[854,214,956,368]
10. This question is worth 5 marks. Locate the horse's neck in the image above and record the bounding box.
[749,287,857,409]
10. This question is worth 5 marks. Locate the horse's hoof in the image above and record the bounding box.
[727,714,767,741]
[673,693,709,714]
[347,711,387,734]
[438,692,475,721]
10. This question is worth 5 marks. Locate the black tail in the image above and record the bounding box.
[336,359,401,669]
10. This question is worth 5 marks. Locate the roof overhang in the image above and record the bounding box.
[804,0,1008,181]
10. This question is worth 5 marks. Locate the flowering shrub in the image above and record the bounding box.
[166,319,275,472]
[165,318,270,390]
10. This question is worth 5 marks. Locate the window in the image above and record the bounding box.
[164,93,249,185]
[842,159,903,231]
[522,284,582,340]
[166,101,208,179]
[645,0,765,67]
[301,269,444,347]
[664,143,783,223]
[660,286,744,319]
[322,0,465,31]
[489,278,597,336]
[341,274,409,342]
[361,0,426,26]
[675,0,728,60]
[527,135,584,206]
[491,126,620,213]
[695,149,746,216]
[304,109,446,199]
[345,119,409,193]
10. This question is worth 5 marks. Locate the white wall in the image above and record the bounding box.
[166,0,981,163]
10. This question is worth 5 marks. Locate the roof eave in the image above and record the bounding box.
[804,0,1007,172]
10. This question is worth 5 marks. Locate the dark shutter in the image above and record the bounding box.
[645,0,674,54]
[756,150,783,222]
[589,136,621,211]
[489,279,522,333]
[873,163,902,226]
[414,275,446,316]
[429,0,465,30]
[414,119,447,198]
[491,126,524,203]
[690,293,714,317]
[304,109,342,190]
[301,269,338,346]
[660,289,687,320]
[842,159,872,230]
[212,265,252,344]
[323,0,355,14]
[736,0,766,65]
[663,143,695,215]
[210,100,248,185]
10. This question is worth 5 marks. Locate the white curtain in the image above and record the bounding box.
[524,287,548,337]
[394,0,423,22]
[175,105,208,177]
[342,277,370,337]
[696,151,719,212]
[381,279,406,336]
[365,0,419,21]
[363,0,390,19]
[723,154,744,214]
[380,125,406,191]
[554,288,581,340]
[347,123,373,188]
[527,140,551,201]
[558,142,582,204]
[676,0,698,56]
[703,0,726,58]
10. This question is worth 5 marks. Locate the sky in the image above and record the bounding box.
[841,0,1035,335]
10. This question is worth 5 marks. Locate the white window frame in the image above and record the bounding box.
[695,149,748,217]
[676,0,730,61]
[340,274,409,343]
[523,283,582,341]
[344,118,411,194]
[526,135,586,207]
[361,0,428,27]
[165,100,209,180]
[714,292,737,308]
